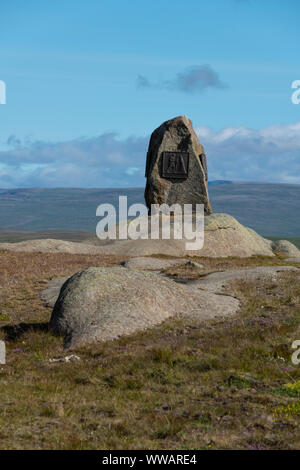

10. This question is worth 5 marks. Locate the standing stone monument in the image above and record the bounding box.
[145,115,213,215]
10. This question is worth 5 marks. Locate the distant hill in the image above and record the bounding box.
[0,183,299,238]
[209,183,300,237]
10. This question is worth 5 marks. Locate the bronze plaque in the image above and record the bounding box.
[161,151,189,179]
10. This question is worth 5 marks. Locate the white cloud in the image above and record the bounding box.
[196,122,300,183]
[0,133,148,188]
[0,122,300,187]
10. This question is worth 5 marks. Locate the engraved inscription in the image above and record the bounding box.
[161,151,189,179]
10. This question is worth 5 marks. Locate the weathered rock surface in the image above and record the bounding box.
[120,257,190,270]
[271,239,300,258]
[191,266,299,293]
[49,266,239,348]
[201,214,274,257]
[144,115,212,215]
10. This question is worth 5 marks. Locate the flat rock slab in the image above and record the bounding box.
[40,277,69,307]
[0,239,106,254]
[192,266,299,293]
[285,258,300,263]
[120,257,193,271]
[48,266,239,349]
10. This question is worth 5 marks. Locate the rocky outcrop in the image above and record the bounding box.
[201,214,274,257]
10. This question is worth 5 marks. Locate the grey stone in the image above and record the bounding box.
[271,240,300,258]
[185,261,204,269]
[49,355,80,363]
[49,266,239,348]
[144,116,213,215]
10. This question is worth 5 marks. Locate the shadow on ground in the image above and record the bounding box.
[1,322,49,341]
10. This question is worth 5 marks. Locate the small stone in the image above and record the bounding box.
[65,355,81,362]
[185,261,204,268]
[49,354,81,363]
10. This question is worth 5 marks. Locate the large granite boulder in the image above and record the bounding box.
[144,115,212,215]
[49,266,239,348]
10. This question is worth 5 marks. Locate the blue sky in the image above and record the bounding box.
[1,0,300,187]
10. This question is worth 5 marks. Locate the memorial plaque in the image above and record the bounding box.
[161,151,189,179]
